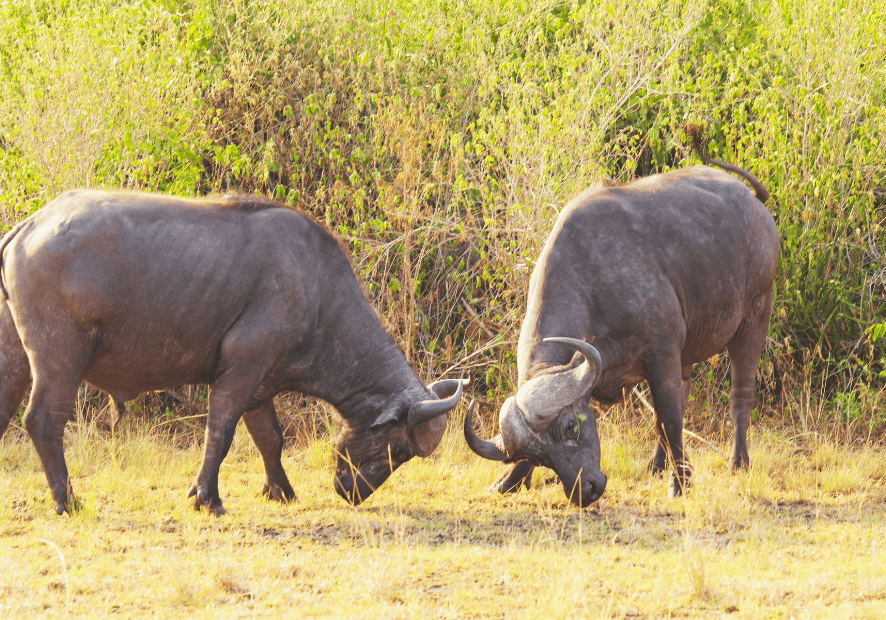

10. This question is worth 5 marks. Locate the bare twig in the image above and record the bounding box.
[681,428,729,462]
[441,336,517,378]
[461,296,496,339]
[151,412,207,428]
[591,6,703,147]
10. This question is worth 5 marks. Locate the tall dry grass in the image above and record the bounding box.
[3,392,886,618]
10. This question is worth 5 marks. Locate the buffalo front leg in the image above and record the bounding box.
[494,461,535,494]
[242,401,296,502]
[188,383,254,516]
[23,377,80,515]
[645,356,692,497]
[648,369,692,475]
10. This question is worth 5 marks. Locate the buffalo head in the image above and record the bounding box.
[464,337,607,506]
[333,378,465,505]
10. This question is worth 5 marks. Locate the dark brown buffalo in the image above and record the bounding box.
[465,161,779,506]
[0,190,465,515]
[0,299,34,439]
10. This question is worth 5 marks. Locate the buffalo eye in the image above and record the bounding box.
[388,444,413,463]
[566,418,580,440]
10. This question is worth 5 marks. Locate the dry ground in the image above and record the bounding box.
[2,407,886,619]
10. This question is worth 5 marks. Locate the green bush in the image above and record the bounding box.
[1,0,883,432]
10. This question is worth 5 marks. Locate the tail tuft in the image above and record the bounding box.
[682,121,707,157]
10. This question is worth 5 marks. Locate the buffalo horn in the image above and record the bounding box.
[543,337,603,376]
[407,378,465,428]
[517,337,602,427]
[426,376,471,399]
[463,400,508,461]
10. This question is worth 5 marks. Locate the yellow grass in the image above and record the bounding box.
[2,409,886,619]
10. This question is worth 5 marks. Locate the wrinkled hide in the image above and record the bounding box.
[0,190,464,515]
[466,164,779,505]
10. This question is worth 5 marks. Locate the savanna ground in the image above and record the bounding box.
[3,393,886,619]
[1,0,886,617]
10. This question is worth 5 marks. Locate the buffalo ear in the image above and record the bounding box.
[370,401,407,429]
[409,412,448,458]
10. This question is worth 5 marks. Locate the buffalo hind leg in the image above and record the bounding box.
[23,376,81,514]
[0,356,31,440]
[726,292,773,470]
[495,461,535,494]
[242,401,296,502]
[0,303,32,440]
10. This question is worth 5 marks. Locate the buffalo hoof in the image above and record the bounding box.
[56,500,82,516]
[668,464,694,498]
[187,485,227,516]
[262,483,296,503]
[668,476,684,498]
[730,454,750,471]
[53,490,82,515]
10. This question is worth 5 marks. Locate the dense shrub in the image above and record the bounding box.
[0,0,883,434]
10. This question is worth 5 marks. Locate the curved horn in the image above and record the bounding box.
[407,378,465,428]
[543,337,603,377]
[516,337,602,427]
[463,400,508,461]
[425,376,472,400]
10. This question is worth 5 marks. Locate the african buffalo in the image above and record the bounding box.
[465,160,779,506]
[0,190,465,515]
[0,299,34,439]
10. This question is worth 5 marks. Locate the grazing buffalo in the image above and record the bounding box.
[0,190,465,515]
[465,160,779,506]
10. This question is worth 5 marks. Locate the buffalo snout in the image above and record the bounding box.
[562,470,608,507]
[333,457,400,506]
